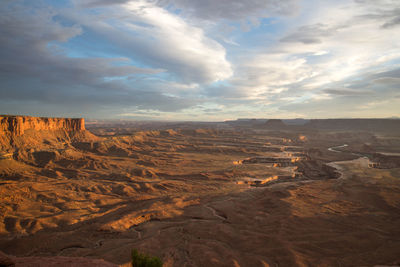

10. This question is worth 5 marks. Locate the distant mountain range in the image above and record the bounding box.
[225,118,400,133]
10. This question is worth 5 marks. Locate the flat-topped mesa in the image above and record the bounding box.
[0,115,85,136]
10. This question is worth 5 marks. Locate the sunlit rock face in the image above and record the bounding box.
[0,115,85,136]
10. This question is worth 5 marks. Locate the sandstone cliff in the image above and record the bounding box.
[0,115,85,136]
[0,115,92,152]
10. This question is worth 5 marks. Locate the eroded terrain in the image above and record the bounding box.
[1,119,400,266]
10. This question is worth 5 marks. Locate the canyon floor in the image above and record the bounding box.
[1,124,400,266]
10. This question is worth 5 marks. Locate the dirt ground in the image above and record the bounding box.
[1,126,400,266]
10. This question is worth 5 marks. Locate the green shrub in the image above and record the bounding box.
[131,249,163,267]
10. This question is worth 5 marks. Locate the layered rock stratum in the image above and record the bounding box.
[0,115,92,152]
[0,115,85,136]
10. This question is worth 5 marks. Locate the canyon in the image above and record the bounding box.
[0,116,400,266]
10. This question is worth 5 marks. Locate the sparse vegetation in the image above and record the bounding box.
[131,249,163,267]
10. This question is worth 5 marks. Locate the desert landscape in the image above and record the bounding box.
[0,115,400,266]
[2,0,400,266]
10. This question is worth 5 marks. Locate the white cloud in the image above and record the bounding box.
[221,0,400,112]
[239,56,312,96]
[69,0,233,83]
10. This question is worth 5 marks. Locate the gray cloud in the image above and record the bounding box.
[203,84,249,98]
[372,77,400,84]
[353,0,400,29]
[366,68,400,84]
[0,76,198,113]
[75,0,299,21]
[280,23,344,44]
[278,66,400,117]
[74,0,130,7]
[382,15,400,28]
[158,0,299,21]
[323,88,373,96]
[202,108,222,113]
[0,2,198,117]
[281,1,400,45]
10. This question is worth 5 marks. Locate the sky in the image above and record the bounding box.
[0,0,399,120]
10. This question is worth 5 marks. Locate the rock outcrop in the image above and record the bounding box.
[0,115,85,136]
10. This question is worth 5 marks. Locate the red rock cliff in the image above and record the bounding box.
[0,115,85,136]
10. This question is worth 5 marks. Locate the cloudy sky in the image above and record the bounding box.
[0,0,399,120]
